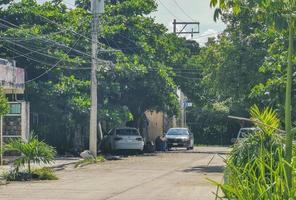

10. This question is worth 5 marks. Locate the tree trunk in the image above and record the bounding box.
[28,160,31,174]
[285,17,294,188]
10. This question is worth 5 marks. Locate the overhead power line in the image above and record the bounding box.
[3,45,91,70]
[25,35,83,83]
[157,0,183,21]
[173,0,196,22]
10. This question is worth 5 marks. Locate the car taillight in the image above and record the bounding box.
[114,137,122,141]
[136,138,143,141]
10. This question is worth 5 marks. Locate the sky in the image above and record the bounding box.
[43,0,226,44]
[150,0,226,44]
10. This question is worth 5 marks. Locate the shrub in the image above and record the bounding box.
[3,136,56,173]
[211,147,296,199]
[211,106,296,199]
[2,167,58,181]
[32,167,58,180]
[2,170,32,181]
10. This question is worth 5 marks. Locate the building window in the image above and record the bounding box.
[9,103,21,114]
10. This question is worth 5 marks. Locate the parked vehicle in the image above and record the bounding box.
[231,127,260,144]
[101,127,144,153]
[165,128,194,150]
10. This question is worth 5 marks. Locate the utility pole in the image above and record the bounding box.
[173,19,200,39]
[90,0,104,156]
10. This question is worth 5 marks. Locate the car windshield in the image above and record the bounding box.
[116,129,139,136]
[167,129,189,135]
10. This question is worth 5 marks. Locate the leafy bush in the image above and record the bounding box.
[2,167,57,181]
[3,136,56,173]
[211,148,296,199]
[32,167,57,180]
[229,105,283,168]
[211,106,296,199]
[2,170,32,181]
[0,87,9,116]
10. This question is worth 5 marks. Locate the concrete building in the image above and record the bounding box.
[0,59,29,161]
[141,89,187,143]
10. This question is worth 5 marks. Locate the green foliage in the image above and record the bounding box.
[187,105,235,146]
[3,136,56,173]
[211,148,296,199]
[2,170,33,181]
[210,0,296,187]
[0,88,9,116]
[2,167,57,181]
[211,106,296,199]
[230,106,282,166]
[32,167,58,180]
[250,105,280,133]
[74,156,105,168]
[0,0,197,153]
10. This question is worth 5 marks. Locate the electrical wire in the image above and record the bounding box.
[0,18,95,57]
[192,31,223,40]
[157,0,184,21]
[172,0,197,22]
[25,35,83,83]
[2,45,91,70]
[2,39,77,63]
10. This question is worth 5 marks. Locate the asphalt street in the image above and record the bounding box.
[0,147,229,200]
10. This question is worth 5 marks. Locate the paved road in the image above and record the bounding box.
[0,147,228,200]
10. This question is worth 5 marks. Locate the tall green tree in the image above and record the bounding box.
[210,0,296,188]
[0,88,9,116]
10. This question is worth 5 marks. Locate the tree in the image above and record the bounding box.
[0,0,195,153]
[210,0,296,188]
[0,88,9,116]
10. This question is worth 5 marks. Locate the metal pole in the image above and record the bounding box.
[89,0,104,156]
[173,19,176,34]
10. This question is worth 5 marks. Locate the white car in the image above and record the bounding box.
[103,127,144,152]
[231,127,260,143]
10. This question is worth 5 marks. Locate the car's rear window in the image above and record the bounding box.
[167,129,189,135]
[116,129,139,136]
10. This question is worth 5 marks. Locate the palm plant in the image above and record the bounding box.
[210,106,296,199]
[210,0,296,187]
[4,136,56,173]
[229,106,283,167]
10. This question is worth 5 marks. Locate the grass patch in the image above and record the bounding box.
[2,167,57,181]
[74,156,105,168]
[32,167,58,180]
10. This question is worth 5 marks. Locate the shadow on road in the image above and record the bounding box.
[182,165,225,173]
[167,149,229,155]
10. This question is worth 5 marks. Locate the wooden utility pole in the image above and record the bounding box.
[90,0,104,156]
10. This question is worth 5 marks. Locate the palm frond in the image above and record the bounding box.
[250,105,280,135]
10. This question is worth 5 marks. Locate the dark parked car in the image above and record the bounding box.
[165,128,194,150]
